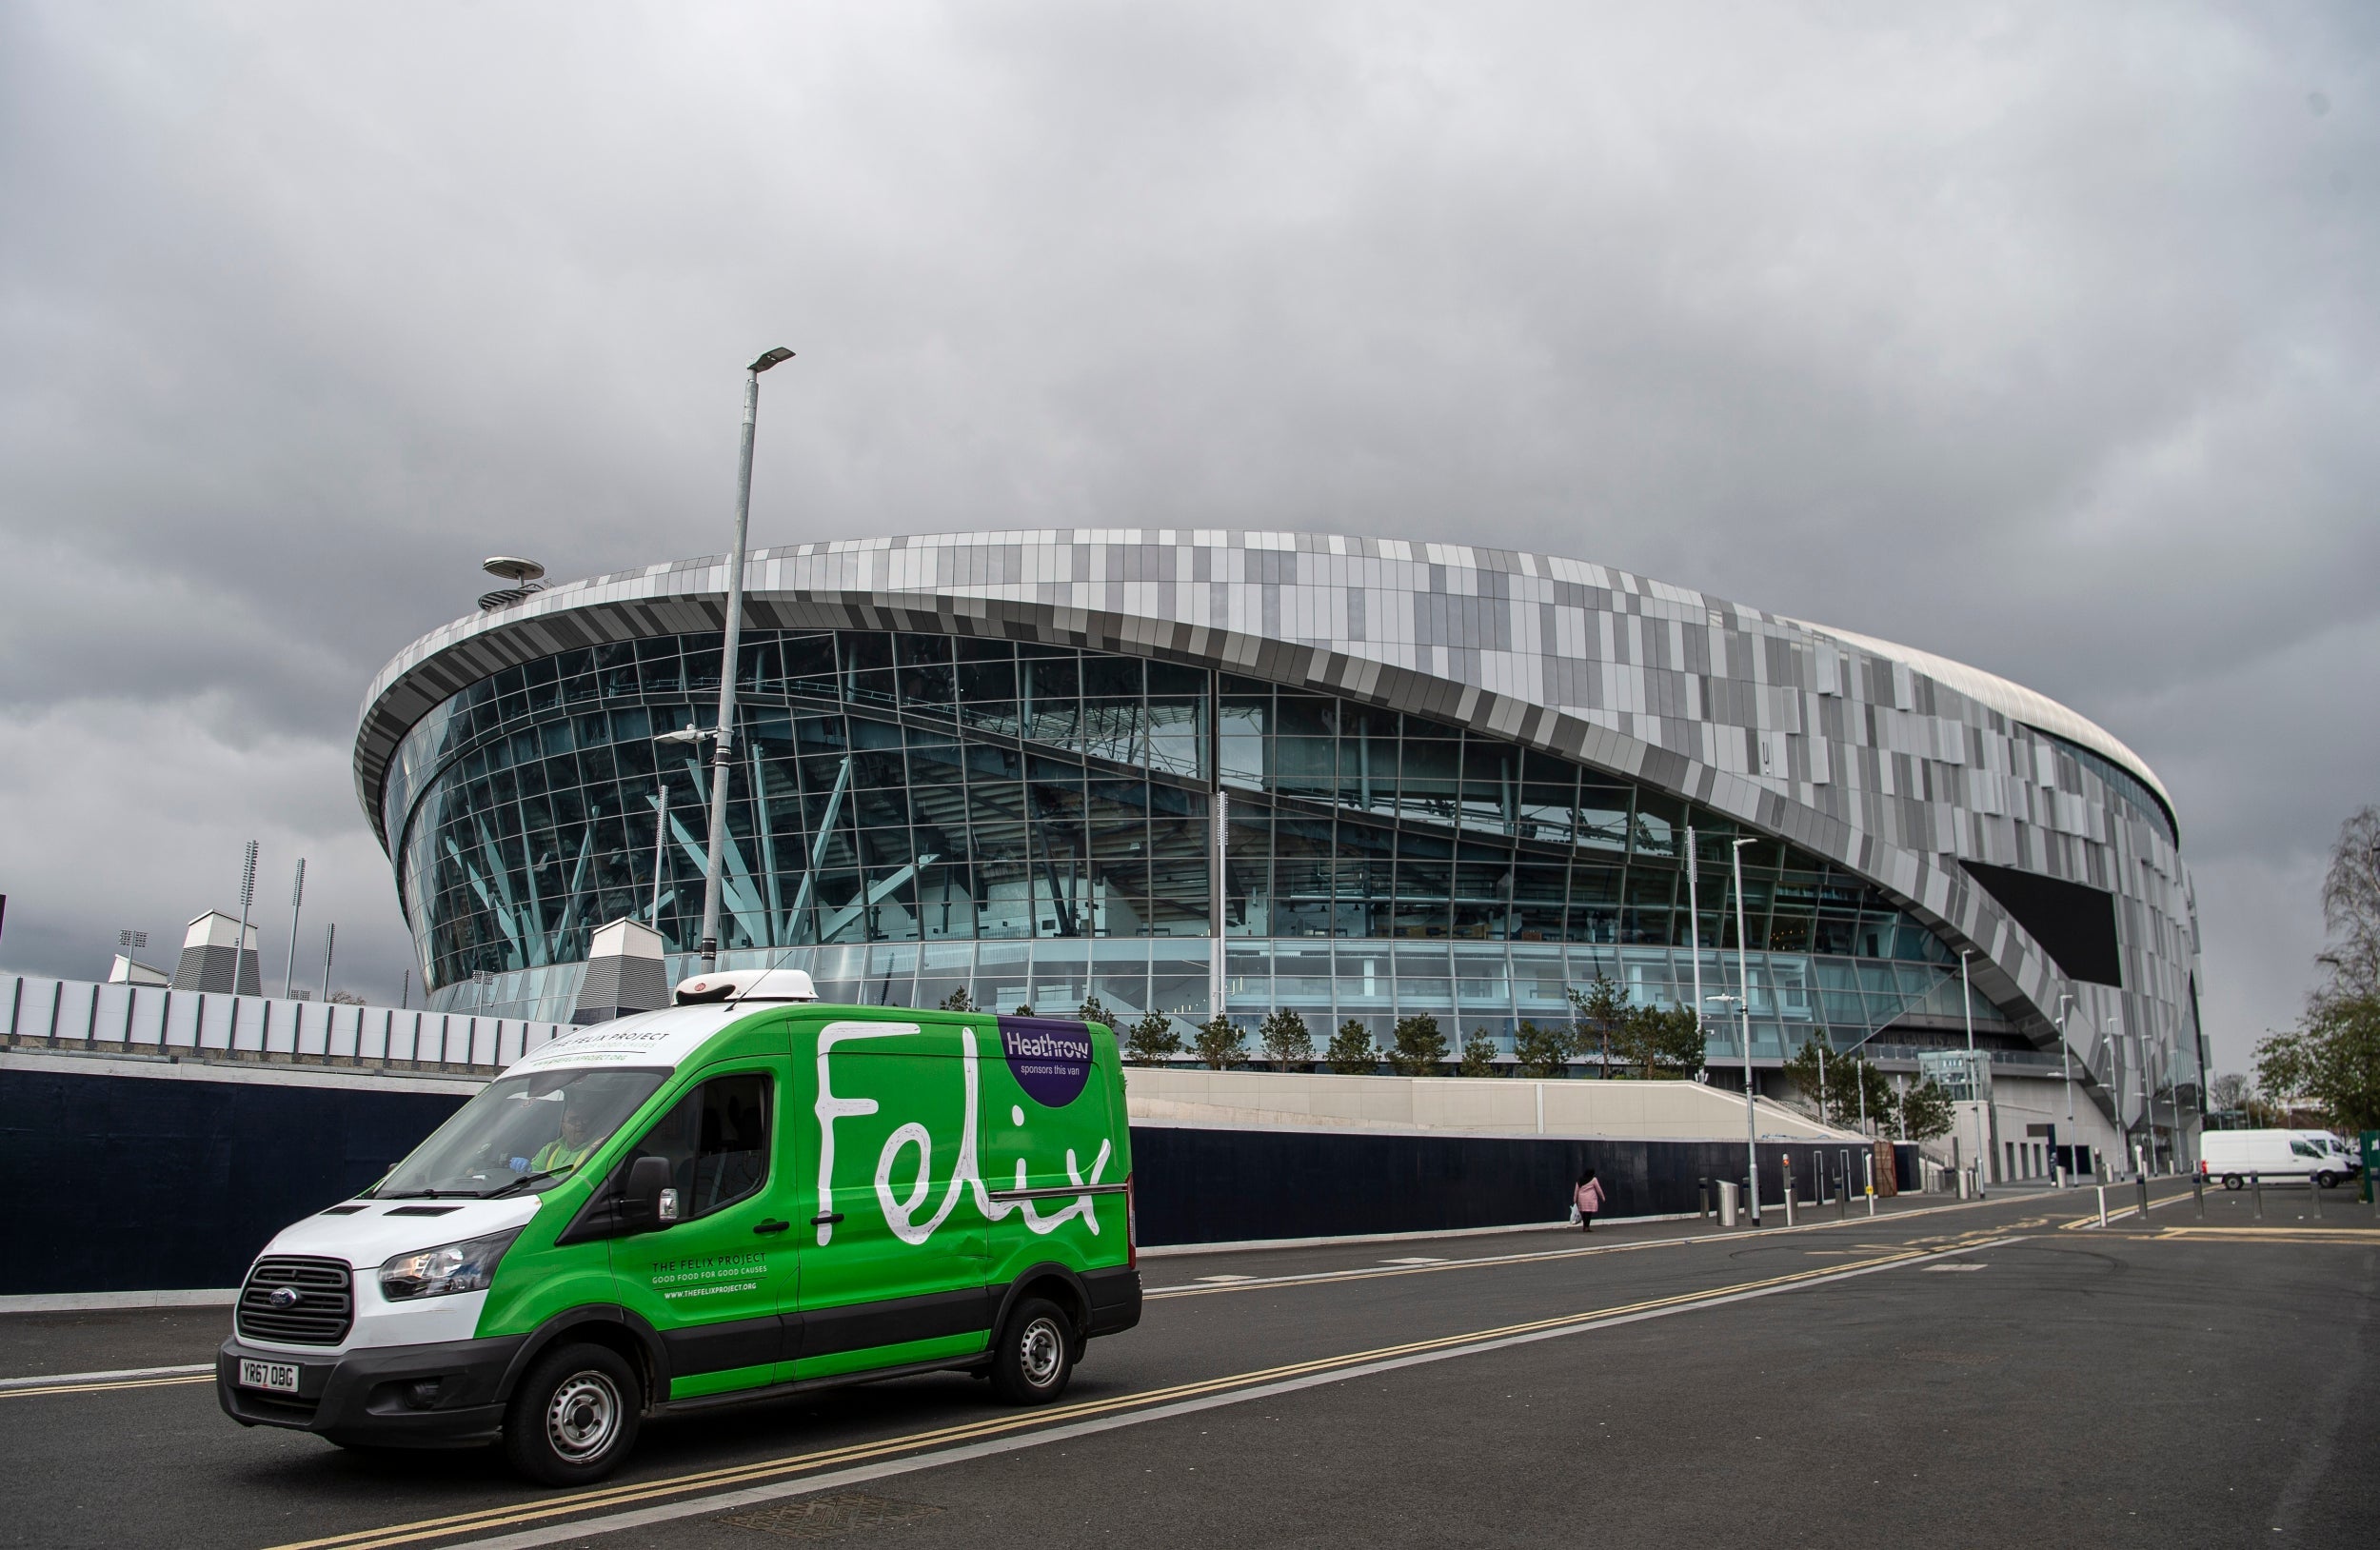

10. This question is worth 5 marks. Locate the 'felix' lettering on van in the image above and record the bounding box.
[813,1022,1109,1249]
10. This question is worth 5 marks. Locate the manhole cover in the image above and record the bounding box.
[724,1494,943,1540]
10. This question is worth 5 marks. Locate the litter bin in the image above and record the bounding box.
[1717,1179,1740,1228]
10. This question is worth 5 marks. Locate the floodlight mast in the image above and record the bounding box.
[697,348,794,971]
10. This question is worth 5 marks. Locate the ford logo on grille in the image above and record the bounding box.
[268,1286,303,1310]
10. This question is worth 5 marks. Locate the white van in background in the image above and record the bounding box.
[2199,1129,2351,1189]
[2296,1131,2362,1178]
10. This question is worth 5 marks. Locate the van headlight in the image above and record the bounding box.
[378,1231,519,1301]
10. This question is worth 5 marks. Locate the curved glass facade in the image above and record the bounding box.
[391,628,2000,1052]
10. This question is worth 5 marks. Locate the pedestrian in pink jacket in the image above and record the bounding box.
[1574,1168,1606,1232]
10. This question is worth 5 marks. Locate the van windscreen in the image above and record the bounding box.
[373,1067,668,1199]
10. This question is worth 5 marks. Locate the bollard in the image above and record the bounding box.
[2095,1183,2108,1228]
[2311,1173,2324,1220]
[1838,1163,1850,1219]
[2136,1173,2150,1221]
[2193,1171,2206,1219]
[1699,1180,1712,1222]
[1717,1179,1739,1228]
[1782,1157,1796,1226]
[2251,1171,2263,1219]
[1864,1152,1876,1216]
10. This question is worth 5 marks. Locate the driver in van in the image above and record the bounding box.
[529,1092,601,1176]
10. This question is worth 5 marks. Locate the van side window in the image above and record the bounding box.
[627,1073,773,1220]
[2290,1140,2321,1158]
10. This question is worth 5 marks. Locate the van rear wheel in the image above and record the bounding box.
[990,1298,1075,1406]
[504,1342,641,1485]
[2220,1174,2243,1190]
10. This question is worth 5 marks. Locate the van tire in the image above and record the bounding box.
[504,1342,642,1485]
[2220,1174,2242,1190]
[989,1298,1075,1406]
[2316,1170,2337,1190]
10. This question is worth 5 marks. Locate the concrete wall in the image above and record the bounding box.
[1125,1066,1864,1143]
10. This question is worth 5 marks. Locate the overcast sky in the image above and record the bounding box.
[1,3,2370,1069]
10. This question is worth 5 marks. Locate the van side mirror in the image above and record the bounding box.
[621,1155,673,1232]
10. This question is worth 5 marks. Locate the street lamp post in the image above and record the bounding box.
[695,347,794,972]
[1958,946,1999,1187]
[1731,837,1757,1222]
[2103,1018,2123,1178]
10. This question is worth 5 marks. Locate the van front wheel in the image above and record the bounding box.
[505,1342,642,1485]
[2316,1170,2337,1190]
[990,1298,1075,1406]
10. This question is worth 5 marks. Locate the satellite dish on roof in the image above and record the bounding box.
[478,556,549,611]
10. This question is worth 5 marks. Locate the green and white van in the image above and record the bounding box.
[216,970,1140,1482]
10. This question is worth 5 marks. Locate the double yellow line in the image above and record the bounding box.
[267,1243,1942,1550]
[0,1372,213,1401]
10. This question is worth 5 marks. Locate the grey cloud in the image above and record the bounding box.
[1,1,2372,1062]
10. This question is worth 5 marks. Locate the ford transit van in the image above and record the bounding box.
[2199,1128,2348,1190]
[216,970,1140,1482]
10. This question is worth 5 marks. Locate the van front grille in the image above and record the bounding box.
[236,1256,354,1346]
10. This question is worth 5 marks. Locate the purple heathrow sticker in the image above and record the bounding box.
[998,1016,1093,1107]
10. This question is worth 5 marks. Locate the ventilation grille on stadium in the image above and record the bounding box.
[235,1257,355,1346]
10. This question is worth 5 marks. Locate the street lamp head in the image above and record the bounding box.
[748,347,795,373]
[482,556,546,584]
[653,725,710,746]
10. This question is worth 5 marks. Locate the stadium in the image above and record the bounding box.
[354,531,2202,1165]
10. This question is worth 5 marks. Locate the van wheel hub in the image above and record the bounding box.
[1020,1318,1064,1386]
[546,1372,621,1460]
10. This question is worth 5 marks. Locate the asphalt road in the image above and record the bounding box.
[3,1182,2372,1549]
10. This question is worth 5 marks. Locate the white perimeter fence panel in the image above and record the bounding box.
[0,973,572,1074]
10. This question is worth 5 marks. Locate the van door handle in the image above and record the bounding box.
[809,1212,844,1227]
[752,1219,791,1236]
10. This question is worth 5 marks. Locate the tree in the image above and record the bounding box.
[1013,1004,1034,1017]
[1076,995,1115,1029]
[1900,1078,1954,1143]
[2259,806,2380,1132]
[1613,1004,1706,1082]
[327,989,366,1006]
[2315,805,2380,1007]
[1654,1005,1709,1083]
[2257,1004,2380,1132]
[1192,1013,1246,1070]
[1259,1007,1314,1070]
[1123,1010,1181,1065]
[1567,974,1628,1077]
[1387,1012,1447,1076]
[1326,1019,1379,1075]
[2206,1071,2251,1113]
[1458,1026,1502,1077]
[938,987,976,1012]
[1782,1039,1893,1130]
[1512,1019,1570,1079]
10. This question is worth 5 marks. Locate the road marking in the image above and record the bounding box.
[1143,1193,2039,1302]
[1919,1262,1987,1272]
[0,1370,214,1401]
[1378,1257,1450,1265]
[2057,1186,2197,1231]
[265,1239,2012,1550]
[2153,1226,2380,1245]
[0,1361,211,1393]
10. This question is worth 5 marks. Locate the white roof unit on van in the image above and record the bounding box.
[673,968,819,1004]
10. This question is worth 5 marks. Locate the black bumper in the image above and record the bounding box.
[1083,1265,1142,1337]
[217,1332,526,1448]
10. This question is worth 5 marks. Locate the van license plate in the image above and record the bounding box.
[239,1360,300,1394]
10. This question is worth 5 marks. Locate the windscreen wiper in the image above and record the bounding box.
[483,1168,569,1198]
